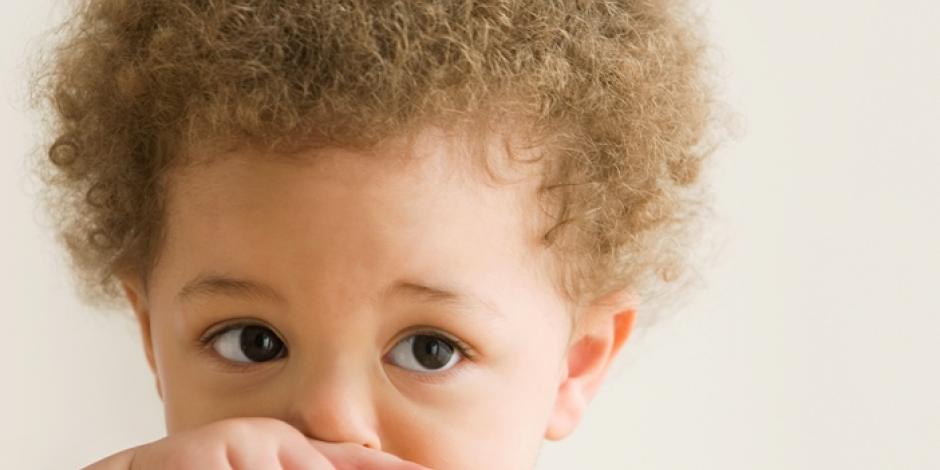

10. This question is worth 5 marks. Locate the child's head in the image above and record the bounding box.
[32,0,713,468]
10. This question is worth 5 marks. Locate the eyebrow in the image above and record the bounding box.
[177,273,286,304]
[177,273,503,320]
[382,280,504,321]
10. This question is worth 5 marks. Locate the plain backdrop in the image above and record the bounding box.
[3,1,938,469]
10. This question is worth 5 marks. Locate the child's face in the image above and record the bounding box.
[126,126,615,469]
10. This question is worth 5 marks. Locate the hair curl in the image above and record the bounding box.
[29,0,720,321]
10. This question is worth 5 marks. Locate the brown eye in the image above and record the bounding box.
[211,324,286,363]
[386,334,461,372]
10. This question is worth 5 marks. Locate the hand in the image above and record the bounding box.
[81,417,428,470]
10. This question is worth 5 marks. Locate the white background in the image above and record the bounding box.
[3,1,938,469]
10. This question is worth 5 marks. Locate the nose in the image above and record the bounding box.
[283,367,383,450]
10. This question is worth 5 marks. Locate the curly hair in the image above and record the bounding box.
[29,0,719,320]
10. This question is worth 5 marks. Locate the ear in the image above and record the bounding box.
[544,290,635,441]
[119,274,163,401]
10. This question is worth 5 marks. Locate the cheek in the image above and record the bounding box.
[161,372,297,433]
[148,312,282,432]
[382,360,562,469]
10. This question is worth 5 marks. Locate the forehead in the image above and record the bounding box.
[169,125,546,244]
[157,125,556,309]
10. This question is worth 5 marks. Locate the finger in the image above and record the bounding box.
[222,442,277,470]
[273,429,336,470]
[82,446,138,470]
[308,440,431,470]
[278,442,335,470]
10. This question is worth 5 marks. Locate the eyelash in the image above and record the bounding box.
[197,319,288,372]
[384,326,477,385]
[196,320,478,373]
[395,326,476,360]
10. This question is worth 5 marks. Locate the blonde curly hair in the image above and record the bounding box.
[29,0,719,320]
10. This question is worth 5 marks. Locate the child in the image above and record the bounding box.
[30,0,715,468]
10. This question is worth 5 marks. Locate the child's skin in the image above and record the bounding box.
[90,125,634,469]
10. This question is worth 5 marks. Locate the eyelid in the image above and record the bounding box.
[198,317,284,344]
[197,319,289,370]
[390,326,478,361]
